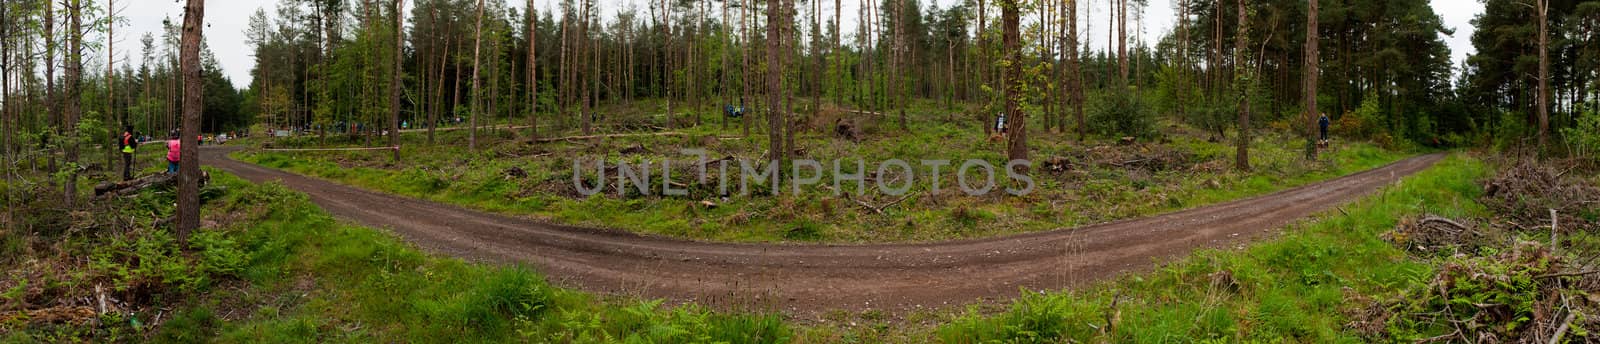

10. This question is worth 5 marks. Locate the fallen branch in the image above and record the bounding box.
[842,109,884,117]
[533,131,686,143]
[1419,216,1470,230]
[1548,310,1577,344]
[1534,270,1600,279]
[846,191,918,214]
[92,171,210,200]
[262,146,398,152]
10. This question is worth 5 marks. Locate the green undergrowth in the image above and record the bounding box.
[936,153,1491,343]
[196,173,793,342]
[233,104,1409,243]
[2,171,791,343]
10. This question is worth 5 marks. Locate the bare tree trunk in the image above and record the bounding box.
[431,14,448,144]
[64,0,85,207]
[1304,0,1318,160]
[528,0,538,140]
[44,0,58,186]
[107,0,117,173]
[663,0,673,130]
[586,0,596,134]
[1068,0,1081,140]
[1001,0,1025,169]
[1233,0,1250,171]
[893,0,906,130]
[177,0,206,243]
[390,0,404,162]
[469,0,485,149]
[838,0,851,106]
[1536,0,1549,150]
[2,0,10,197]
[741,0,751,137]
[767,0,786,167]
[1178,0,1187,119]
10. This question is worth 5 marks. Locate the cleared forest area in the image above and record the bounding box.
[2,0,1599,342]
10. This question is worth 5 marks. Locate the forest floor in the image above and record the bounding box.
[203,144,1443,317]
[231,99,1408,243]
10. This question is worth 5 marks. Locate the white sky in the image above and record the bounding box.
[112,0,1484,89]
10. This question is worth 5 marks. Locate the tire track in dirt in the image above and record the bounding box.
[202,147,1442,316]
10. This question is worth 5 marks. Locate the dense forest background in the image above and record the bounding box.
[1,0,1598,158]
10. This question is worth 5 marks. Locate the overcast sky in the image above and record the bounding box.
[114,0,1484,89]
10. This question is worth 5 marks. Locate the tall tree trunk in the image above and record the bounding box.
[1304,0,1318,160]
[177,0,206,243]
[783,0,795,157]
[469,0,485,149]
[1,0,10,197]
[44,0,58,185]
[64,0,85,207]
[390,0,404,162]
[586,0,596,134]
[1117,0,1127,82]
[893,0,906,130]
[432,15,448,144]
[1233,0,1250,171]
[1536,0,1549,150]
[1001,0,1025,169]
[1177,0,1187,119]
[978,0,989,135]
[663,0,673,130]
[1070,0,1084,141]
[107,0,117,172]
[767,0,786,168]
[834,0,842,106]
[527,0,538,140]
[741,0,751,137]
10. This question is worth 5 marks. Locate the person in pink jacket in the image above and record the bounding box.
[166,133,181,174]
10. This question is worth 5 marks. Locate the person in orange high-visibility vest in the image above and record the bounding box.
[119,126,138,180]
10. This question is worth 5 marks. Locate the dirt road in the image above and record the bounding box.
[202,147,1442,315]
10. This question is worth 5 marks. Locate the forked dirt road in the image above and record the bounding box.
[203,147,1442,316]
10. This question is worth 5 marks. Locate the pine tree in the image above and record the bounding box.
[1000,0,1024,169]
[177,0,206,243]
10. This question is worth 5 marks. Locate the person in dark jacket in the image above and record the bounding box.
[1318,113,1331,144]
[119,126,138,180]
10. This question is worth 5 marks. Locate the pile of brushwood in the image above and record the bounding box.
[1480,156,1599,233]
[1359,157,1600,343]
[1,175,239,341]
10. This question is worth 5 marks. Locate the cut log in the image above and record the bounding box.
[93,171,209,199]
[531,131,686,143]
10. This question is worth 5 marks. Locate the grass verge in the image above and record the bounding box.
[936,153,1491,342]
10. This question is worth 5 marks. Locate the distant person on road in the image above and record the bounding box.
[165,133,182,174]
[1318,113,1331,144]
[119,126,138,180]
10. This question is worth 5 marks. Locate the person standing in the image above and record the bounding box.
[1318,113,1331,145]
[165,133,182,174]
[119,126,138,180]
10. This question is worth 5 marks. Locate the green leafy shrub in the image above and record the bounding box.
[1562,108,1600,158]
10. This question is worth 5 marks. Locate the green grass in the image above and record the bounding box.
[935,153,1490,343]
[2,170,792,343]
[232,102,1410,243]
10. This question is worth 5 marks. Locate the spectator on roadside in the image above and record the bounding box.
[1318,113,1331,144]
[119,126,138,180]
[166,133,182,174]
